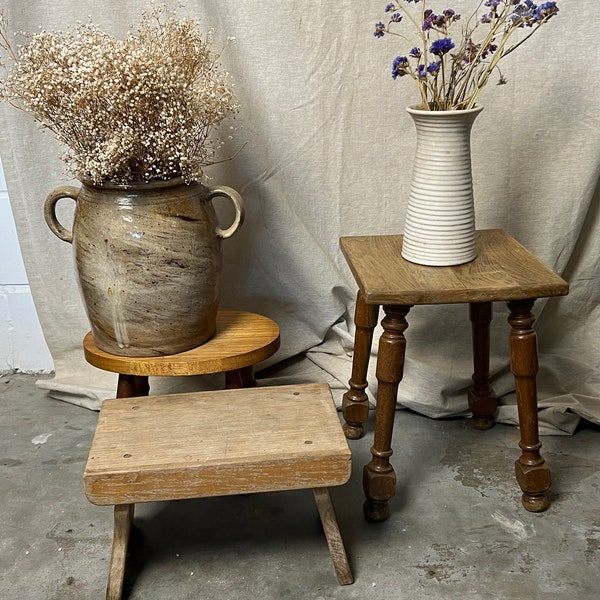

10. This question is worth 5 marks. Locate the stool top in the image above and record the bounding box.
[83,383,351,505]
[83,309,280,376]
[340,229,569,305]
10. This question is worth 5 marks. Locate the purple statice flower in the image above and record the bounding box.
[430,37,455,56]
[390,12,402,23]
[485,0,501,6]
[422,9,434,31]
[427,61,440,76]
[417,64,427,78]
[512,1,558,27]
[481,12,493,24]
[385,3,396,12]
[374,22,386,38]
[433,13,447,27]
[423,8,460,31]
[535,2,559,21]
[445,9,461,25]
[481,43,498,59]
[462,39,479,64]
[409,47,422,59]
[391,56,410,79]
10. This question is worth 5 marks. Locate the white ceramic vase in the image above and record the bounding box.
[401,105,483,266]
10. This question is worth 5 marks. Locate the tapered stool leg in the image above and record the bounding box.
[116,374,149,399]
[507,299,551,512]
[225,366,257,388]
[342,292,379,440]
[468,302,497,429]
[363,305,411,522]
[313,488,354,585]
[106,504,134,600]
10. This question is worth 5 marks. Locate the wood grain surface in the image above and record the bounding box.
[83,383,351,505]
[340,229,568,305]
[83,309,280,376]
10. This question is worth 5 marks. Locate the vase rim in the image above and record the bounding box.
[78,176,192,190]
[406,104,483,116]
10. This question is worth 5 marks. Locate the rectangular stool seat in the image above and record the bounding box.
[84,383,352,506]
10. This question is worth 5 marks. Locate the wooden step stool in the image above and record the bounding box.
[83,383,354,599]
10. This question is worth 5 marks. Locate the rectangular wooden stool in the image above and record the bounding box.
[83,383,353,599]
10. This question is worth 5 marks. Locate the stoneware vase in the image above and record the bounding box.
[401,105,483,267]
[44,178,245,357]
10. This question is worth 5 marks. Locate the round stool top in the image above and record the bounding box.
[83,310,280,377]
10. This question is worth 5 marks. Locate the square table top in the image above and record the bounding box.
[339,229,568,305]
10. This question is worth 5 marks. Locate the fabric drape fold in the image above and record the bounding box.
[1,1,597,432]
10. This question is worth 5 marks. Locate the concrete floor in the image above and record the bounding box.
[1,373,599,600]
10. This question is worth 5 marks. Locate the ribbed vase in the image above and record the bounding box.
[401,105,483,266]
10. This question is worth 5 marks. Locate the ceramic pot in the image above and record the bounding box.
[44,178,245,357]
[401,105,483,266]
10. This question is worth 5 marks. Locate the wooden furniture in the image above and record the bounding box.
[84,309,281,398]
[339,229,568,522]
[83,383,354,598]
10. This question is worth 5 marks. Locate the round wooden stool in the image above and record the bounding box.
[83,309,281,398]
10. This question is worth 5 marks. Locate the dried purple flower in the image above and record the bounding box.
[373,0,560,110]
[374,21,386,38]
[430,38,455,56]
[392,56,410,79]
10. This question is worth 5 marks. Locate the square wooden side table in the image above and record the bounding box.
[339,229,568,522]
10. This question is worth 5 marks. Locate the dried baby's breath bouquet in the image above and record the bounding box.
[0,5,238,184]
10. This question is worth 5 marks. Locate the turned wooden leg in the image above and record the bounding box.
[313,488,354,586]
[342,291,379,440]
[106,504,134,600]
[116,374,149,399]
[468,302,497,430]
[507,299,551,512]
[363,305,411,522]
[225,366,257,388]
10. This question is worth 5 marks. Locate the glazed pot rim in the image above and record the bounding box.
[78,176,194,190]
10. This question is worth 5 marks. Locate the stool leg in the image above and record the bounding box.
[468,302,497,430]
[225,366,257,388]
[313,488,354,585]
[507,300,551,512]
[106,504,134,600]
[363,305,411,522]
[342,291,379,440]
[116,374,149,399]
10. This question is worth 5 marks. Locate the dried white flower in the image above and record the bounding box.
[0,5,239,184]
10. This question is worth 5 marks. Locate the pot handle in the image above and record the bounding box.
[208,186,246,239]
[44,186,80,243]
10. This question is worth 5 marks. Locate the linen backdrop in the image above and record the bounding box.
[0,1,598,434]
